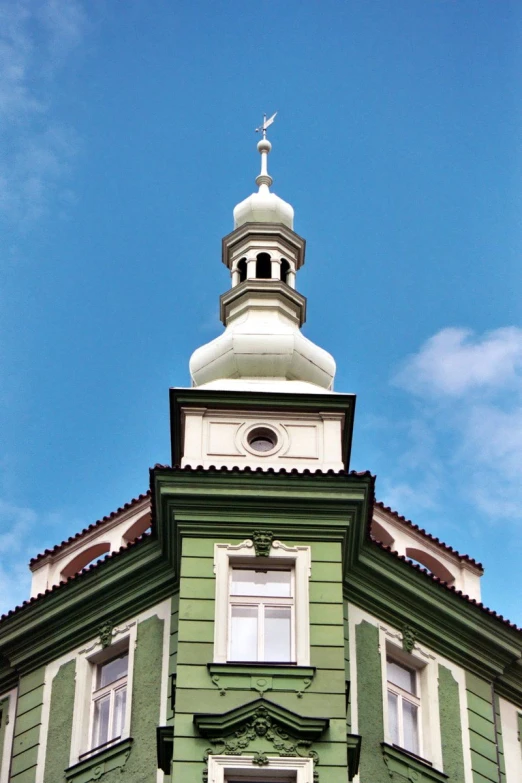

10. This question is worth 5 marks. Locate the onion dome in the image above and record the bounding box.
[233,138,294,229]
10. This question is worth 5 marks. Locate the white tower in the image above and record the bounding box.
[189,122,336,393]
[178,120,353,473]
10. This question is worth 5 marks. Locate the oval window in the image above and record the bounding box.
[247,427,278,454]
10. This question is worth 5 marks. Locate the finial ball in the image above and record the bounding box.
[257,139,272,154]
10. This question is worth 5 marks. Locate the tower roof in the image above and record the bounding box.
[233,128,294,229]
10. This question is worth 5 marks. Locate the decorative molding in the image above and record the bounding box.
[205,754,315,783]
[252,530,274,558]
[65,738,133,783]
[79,621,136,656]
[381,743,448,782]
[194,697,328,742]
[402,624,416,654]
[207,665,316,699]
[201,706,320,770]
[98,620,114,649]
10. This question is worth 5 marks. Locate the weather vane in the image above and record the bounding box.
[255,112,277,139]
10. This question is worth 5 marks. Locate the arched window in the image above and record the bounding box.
[60,542,111,580]
[237,258,247,283]
[405,547,455,584]
[256,253,272,279]
[281,259,290,284]
[123,513,151,543]
[371,519,395,549]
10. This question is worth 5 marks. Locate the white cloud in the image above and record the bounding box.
[393,326,522,397]
[391,326,522,522]
[0,0,85,223]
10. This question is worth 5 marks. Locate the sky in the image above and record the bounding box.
[1,0,521,625]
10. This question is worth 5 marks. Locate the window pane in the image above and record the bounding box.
[231,569,291,597]
[387,659,416,694]
[230,605,258,660]
[264,606,292,661]
[402,700,419,755]
[387,690,399,746]
[92,694,110,747]
[113,685,127,739]
[99,653,128,688]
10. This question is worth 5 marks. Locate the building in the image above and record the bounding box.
[0,127,521,783]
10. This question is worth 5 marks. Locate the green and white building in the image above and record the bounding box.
[0,132,521,783]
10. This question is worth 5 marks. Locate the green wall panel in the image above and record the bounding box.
[466,672,501,783]
[438,664,466,782]
[355,620,388,782]
[174,537,349,780]
[43,659,76,783]
[10,668,45,783]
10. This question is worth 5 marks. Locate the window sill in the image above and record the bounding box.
[381,743,448,783]
[208,663,315,697]
[65,737,133,783]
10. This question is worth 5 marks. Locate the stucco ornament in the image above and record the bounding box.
[252,530,274,558]
[203,705,319,773]
[402,624,416,653]
[98,620,114,648]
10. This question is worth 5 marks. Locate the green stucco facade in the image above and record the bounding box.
[0,400,520,782]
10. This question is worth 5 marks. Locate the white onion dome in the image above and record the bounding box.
[233,139,294,229]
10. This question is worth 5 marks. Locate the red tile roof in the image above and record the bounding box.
[374,500,483,571]
[2,533,151,622]
[29,491,151,567]
[370,536,519,632]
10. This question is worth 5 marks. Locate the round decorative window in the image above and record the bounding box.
[246,426,278,454]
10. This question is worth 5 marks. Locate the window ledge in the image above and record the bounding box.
[381,743,448,783]
[65,738,133,783]
[208,663,315,697]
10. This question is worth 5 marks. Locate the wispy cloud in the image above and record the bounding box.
[0,495,88,616]
[0,0,85,223]
[390,326,522,522]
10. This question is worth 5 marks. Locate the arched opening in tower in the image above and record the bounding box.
[281,259,290,284]
[256,253,272,279]
[237,258,247,283]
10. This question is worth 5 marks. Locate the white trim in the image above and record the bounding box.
[207,754,314,783]
[70,624,136,765]
[499,697,522,783]
[213,541,311,666]
[0,687,17,783]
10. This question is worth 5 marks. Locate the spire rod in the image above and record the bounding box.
[255,112,276,189]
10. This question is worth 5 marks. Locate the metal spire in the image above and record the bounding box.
[255,112,277,139]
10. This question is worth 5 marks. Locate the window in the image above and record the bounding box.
[213,540,311,666]
[229,567,294,662]
[208,755,312,783]
[87,651,128,754]
[387,657,420,755]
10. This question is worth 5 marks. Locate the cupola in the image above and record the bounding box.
[189,117,335,391]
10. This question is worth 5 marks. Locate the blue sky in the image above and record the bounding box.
[1,1,521,624]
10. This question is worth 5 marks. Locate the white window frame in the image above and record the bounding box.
[89,648,129,753]
[228,565,295,663]
[213,540,311,666]
[207,754,314,783]
[381,638,442,768]
[69,623,136,766]
[386,656,421,756]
